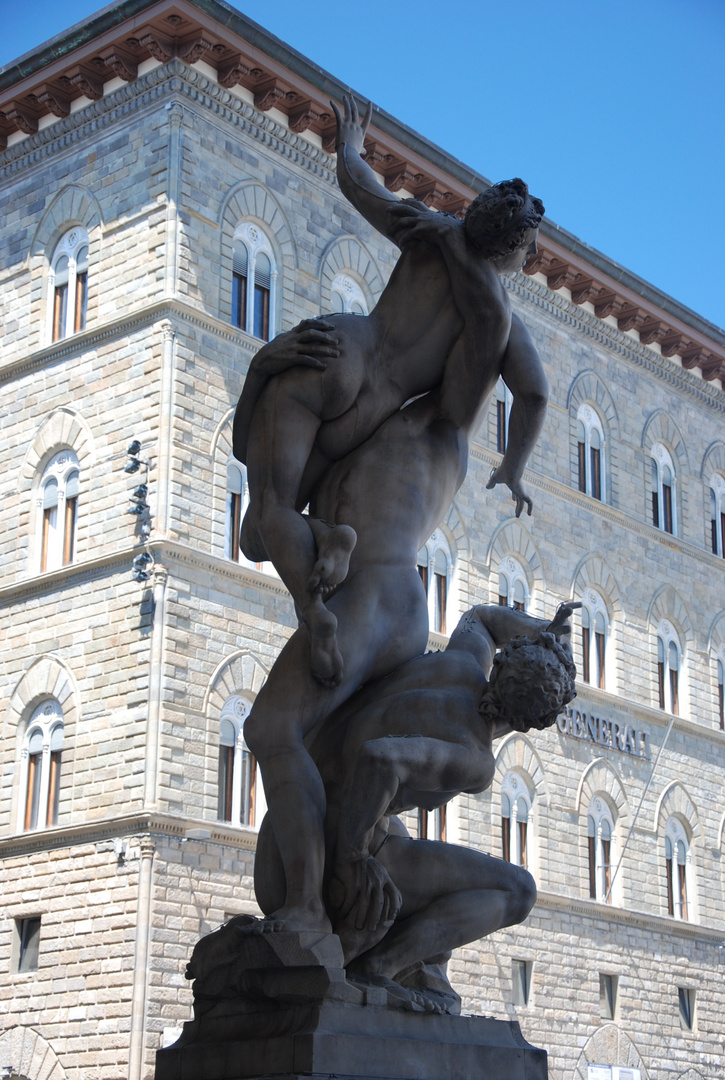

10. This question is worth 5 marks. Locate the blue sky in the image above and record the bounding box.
[2,0,724,329]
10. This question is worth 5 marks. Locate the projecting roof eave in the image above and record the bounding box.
[1,0,723,369]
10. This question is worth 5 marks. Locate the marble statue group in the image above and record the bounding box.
[192,97,578,1016]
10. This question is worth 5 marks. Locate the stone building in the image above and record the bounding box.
[1,2,724,1079]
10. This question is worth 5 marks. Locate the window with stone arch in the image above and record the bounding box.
[716,651,725,731]
[576,404,606,502]
[657,620,682,715]
[709,473,725,558]
[231,222,277,341]
[664,817,691,921]
[501,772,532,869]
[18,700,64,832]
[650,442,677,535]
[48,226,89,343]
[218,696,258,828]
[498,556,529,612]
[37,449,80,573]
[587,796,615,904]
[580,588,609,690]
[330,273,368,315]
[319,235,381,317]
[417,530,454,635]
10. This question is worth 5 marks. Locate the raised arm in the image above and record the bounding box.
[486,313,548,516]
[331,95,405,243]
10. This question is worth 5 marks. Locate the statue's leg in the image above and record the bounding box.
[244,373,345,684]
[245,570,427,934]
[348,838,536,980]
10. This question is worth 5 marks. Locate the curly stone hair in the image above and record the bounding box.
[478,630,576,732]
[464,178,545,259]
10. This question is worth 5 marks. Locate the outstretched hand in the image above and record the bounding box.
[330,855,402,933]
[486,465,533,517]
[330,94,372,155]
[251,319,340,376]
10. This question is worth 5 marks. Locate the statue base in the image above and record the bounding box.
[155,998,547,1080]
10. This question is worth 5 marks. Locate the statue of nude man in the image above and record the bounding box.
[254,604,578,1011]
[233,95,545,687]
[240,202,549,936]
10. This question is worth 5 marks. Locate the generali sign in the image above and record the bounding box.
[557,705,651,761]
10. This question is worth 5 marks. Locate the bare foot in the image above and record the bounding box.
[307,523,357,595]
[308,605,343,687]
[346,972,440,1013]
[236,907,333,936]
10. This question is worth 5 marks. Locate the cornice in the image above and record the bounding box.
[0,548,135,606]
[0,0,722,378]
[0,296,258,385]
[158,537,292,599]
[505,273,725,410]
[0,537,293,607]
[535,888,725,941]
[0,59,336,189]
[0,810,257,861]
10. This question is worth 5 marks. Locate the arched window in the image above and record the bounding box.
[580,589,609,690]
[501,774,531,869]
[330,273,368,315]
[48,227,89,342]
[218,696,257,828]
[650,443,676,535]
[576,405,605,501]
[417,533,453,635]
[19,701,64,832]
[587,797,614,903]
[37,450,80,572]
[709,474,725,557]
[226,457,246,563]
[495,379,513,455]
[657,621,681,715]
[664,818,690,920]
[498,556,528,612]
[231,223,276,341]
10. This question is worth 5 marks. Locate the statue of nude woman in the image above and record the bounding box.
[239,197,549,936]
[233,95,545,687]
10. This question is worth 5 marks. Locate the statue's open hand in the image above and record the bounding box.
[486,465,533,517]
[387,202,462,249]
[330,95,372,155]
[331,856,402,933]
[251,319,340,376]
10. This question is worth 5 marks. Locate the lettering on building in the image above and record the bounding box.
[557,706,651,761]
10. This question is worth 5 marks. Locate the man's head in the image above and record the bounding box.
[463,179,545,272]
[478,629,576,733]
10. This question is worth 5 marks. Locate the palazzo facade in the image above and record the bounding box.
[1,3,724,1079]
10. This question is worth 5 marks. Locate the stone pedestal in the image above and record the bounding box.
[155,998,547,1080]
[157,919,546,1080]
